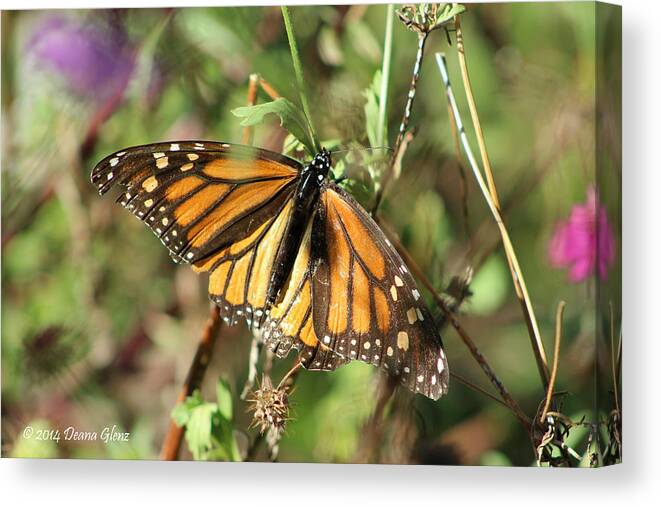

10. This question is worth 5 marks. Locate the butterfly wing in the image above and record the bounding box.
[92,141,302,324]
[91,141,301,264]
[309,183,449,400]
[256,219,349,370]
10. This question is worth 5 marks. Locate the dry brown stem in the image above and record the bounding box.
[160,304,222,460]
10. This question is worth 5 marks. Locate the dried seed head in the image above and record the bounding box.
[397,4,461,35]
[247,375,290,435]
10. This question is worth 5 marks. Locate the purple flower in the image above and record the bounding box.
[27,14,135,102]
[548,186,616,282]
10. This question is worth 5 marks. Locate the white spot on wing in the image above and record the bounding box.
[397,331,409,351]
[390,285,398,301]
[406,307,417,325]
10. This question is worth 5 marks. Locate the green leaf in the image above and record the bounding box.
[170,390,205,427]
[282,133,308,157]
[214,417,241,462]
[184,402,218,460]
[232,97,316,156]
[170,384,241,461]
[435,4,467,28]
[216,378,233,422]
[363,70,383,149]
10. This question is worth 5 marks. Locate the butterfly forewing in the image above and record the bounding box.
[91,141,301,264]
[310,184,449,400]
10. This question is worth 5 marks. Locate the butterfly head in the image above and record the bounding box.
[308,148,332,183]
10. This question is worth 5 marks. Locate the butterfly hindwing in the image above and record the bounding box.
[310,183,449,400]
[258,219,349,371]
[190,198,295,325]
[91,141,301,264]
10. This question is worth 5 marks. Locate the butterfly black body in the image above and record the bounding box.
[266,149,331,308]
[92,141,449,399]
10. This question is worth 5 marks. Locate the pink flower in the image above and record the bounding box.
[27,14,136,102]
[548,186,616,282]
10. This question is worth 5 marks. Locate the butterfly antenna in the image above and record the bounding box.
[329,146,394,156]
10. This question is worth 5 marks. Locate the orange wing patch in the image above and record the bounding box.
[298,315,318,348]
[208,261,231,296]
[327,190,385,279]
[185,178,291,248]
[174,184,231,227]
[224,254,251,306]
[247,202,292,309]
[325,203,351,334]
[165,176,205,202]
[203,157,298,180]
[373,286,390,333]
[351,261,371,334]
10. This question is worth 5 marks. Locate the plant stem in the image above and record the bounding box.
[378,219,531,432]
[454,16,500,209]
[609,302,620,415]
[281,6,320,153]
[276,360,302,390]
[376,4,395,148]
[450,371,511,410]
[373,31,428,213]
[445,99,471,240]
[452,20,548,386]
[435,51,550,390]
[160,304,222,460]
[540,301,565,424]
[394,32,427,156]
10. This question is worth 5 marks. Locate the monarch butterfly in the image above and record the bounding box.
[91,141,449,399]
